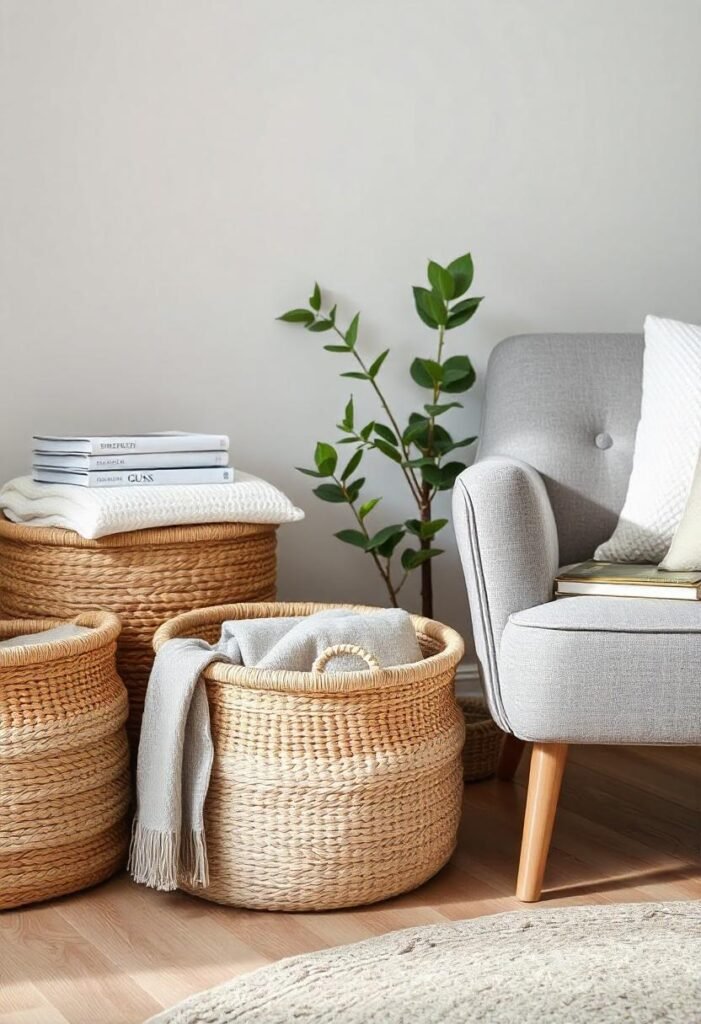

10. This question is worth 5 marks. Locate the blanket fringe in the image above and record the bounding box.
[128,819,209,891]
[181,829,210,888]
[128,820,180,891]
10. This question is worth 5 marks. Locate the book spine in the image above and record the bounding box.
[33,451,230,470]
[82,467,234,487]
[90,435,230,455]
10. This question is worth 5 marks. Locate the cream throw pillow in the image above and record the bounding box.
[595,315,701,563]
[659,450,701,570]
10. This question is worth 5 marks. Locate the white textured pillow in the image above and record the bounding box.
[595,315,701,563]
[659,449,701,570]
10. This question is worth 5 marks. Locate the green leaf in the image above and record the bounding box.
[446,296,483,330]
[374,423,398,445]
[434,435,477,454]
[412,286,439,329]
[313,483,347,503]
[345,313,360,350]
[424,401,463,416]
[342,395,354,431]
[345,476,365,502]
[359,497,381,520]
[427,260,455,300]
[403,456,435,468]
[365,524,405,552]
[405,517,449,540]
[335,529,367,549]
[423,461,467,491]
[308,319,335,333]
[402,416,431,445]
[410,357,443,389]
[337,436,357,444]
[446,254,474,298]
[309,283,321,311]
[277,309,314,324]
[324,344,351,353]
[296,466,324,478]
[368,348,389,379]
[359,421,375,441]
[401,547,445,570]
[377,532,405,558]
[341,449,363,481]
[314,442,337,477]
[328,304,337,323]
[341,371,370,381]
[374,438,403,463]
[441,355,476,393]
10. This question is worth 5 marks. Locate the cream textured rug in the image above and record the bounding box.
[147,902,700,1023]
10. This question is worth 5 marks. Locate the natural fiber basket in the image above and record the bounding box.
[0,611,130,909]
[458,696,504,782]
[153,601,466,912]
[0,518,277,745]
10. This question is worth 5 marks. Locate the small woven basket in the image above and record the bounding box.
[458,696,504,782]
[0,611,130,910]
[153,601,466,912]
[0,518,277,746]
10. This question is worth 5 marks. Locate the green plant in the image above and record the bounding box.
[277,254,483,619]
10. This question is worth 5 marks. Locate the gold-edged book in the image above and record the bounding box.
[555,560,701,601]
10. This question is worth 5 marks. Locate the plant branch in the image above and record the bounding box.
[335,475,399,607]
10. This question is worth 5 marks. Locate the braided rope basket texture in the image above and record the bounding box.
[0,611,130,909]
[0,518,277,746]
[457,696,505,782]
[153,601,466,912]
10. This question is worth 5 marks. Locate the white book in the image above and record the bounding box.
[33,432,230,455]
[33,450,230,471]
[32,467,235,488]
[556,581,699,601]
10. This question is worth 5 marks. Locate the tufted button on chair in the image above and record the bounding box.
[452,333,701,901]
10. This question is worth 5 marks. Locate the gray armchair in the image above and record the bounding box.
[452,333,701,901]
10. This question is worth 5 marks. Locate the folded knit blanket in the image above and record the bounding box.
[0,623,92,650]
[129,609,423,891]
[0,472,304,539]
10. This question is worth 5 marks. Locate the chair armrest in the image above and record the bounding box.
[452,456,559,732]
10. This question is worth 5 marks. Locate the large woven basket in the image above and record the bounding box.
[0,518,277,745]
[153,601,466,912]
[0,611,130,909]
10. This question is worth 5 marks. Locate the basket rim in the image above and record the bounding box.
[153,601,465,693]
[0,611,121,667]
[0,514,277,548]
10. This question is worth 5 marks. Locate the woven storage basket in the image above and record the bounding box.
[0,611,130,909]
[153,601,466,912]
[458,696,504,782]
[0,518,277,745]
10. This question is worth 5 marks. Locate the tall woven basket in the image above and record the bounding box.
[153,601,466,912]
[0,611,130,910]
[0,518,277,745]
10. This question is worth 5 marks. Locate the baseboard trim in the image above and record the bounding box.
[455,662,482,698]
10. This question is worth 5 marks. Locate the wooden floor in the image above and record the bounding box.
[1,744,699,1024]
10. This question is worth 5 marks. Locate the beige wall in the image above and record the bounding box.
[2,0,701,655]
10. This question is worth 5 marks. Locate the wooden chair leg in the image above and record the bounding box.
[516,742,568,902]
[497,734,527,780]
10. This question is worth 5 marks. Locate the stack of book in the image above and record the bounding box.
[555,560,701,601]
[32,433,234,488]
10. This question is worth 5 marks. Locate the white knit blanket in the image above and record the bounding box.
[129,609,423,892]
[0,472,304,539]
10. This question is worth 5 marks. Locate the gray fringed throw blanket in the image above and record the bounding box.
[129,608,422,891]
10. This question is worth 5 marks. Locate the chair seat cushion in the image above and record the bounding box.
[499,597,701,743]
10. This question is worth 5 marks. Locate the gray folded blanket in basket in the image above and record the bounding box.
[129,608,422,891]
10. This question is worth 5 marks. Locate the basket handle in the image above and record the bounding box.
[312,644,380,674]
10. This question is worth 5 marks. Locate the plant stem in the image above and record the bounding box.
[335,475,399,608]
[331,323,423,504]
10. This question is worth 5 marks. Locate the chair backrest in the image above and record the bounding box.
[477,333,643,565]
